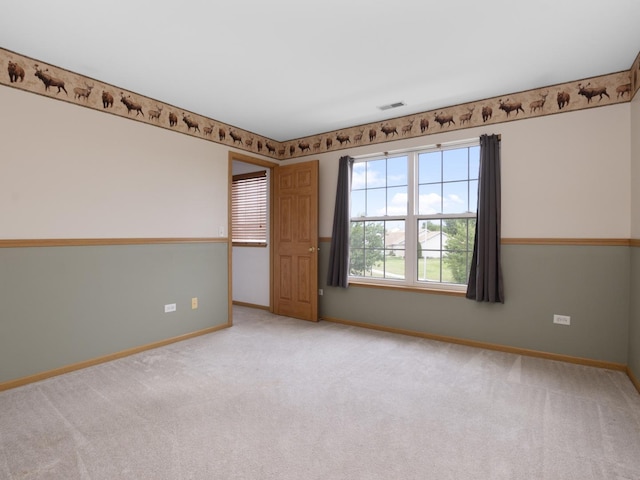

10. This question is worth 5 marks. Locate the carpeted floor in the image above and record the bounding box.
[1,306,639,479]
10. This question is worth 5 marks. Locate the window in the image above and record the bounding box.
[231,170,267,246]
[349,142,479,288]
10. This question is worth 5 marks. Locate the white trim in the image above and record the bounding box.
[352,138,480,161]
[349,276,468,293]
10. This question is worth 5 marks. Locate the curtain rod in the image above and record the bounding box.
[352,135,493,160]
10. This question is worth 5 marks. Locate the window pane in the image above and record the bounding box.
[365,255,384,278]
[443,148,468,182]
[418,183,442,215]
[443,181,469,214]
[442,218,467,242]
[442,218,475,284]
[366,160,386,188]
[441,261,458,283]
[420,219,443,233]
[469,146,480,179]
[350,221,364,248]
[418,219,445,282]
[385,220,405,234]
[418,257,442,282]
[365,221,385,246]
[385,222,405,251]
[368,249,385,278]
[364,221,385,278]
[351,189,366,218]
[383,252,405,279]
[421,224,442,250]
[350,249,365,276]
[419,151,441,184]
[351,219,407,278]
[443,249,469,284]
[387,156,408,187]
[387,186,407,216]
[352,162,367,190]
[350,220,377,277]
[366,188,386,216]
[383,220,405,279]
[469,180,478,213]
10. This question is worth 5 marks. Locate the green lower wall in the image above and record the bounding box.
[0,242,229,383]
[629,248,640,378]
[2,241,634,383]
[319,242,630,365]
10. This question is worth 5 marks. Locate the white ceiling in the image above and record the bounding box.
[2,1,640,142]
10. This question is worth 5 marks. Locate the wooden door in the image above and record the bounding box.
[273,160,319,322]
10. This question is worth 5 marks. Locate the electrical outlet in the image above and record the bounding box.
[192,297,198,309]
[164,303,176,313]
[318,289,323,296]
[553,314,570,326]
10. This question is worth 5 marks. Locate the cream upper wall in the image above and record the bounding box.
[1,82,632,240]
[631,92,640,239]
[304,103,631,239]
[1,86,228,238]
[501,103,630,239]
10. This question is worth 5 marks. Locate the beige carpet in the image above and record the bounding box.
[1,306,639,479]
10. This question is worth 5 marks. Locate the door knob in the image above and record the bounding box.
[309,247,315,252]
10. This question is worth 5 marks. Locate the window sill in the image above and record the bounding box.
[232,242,268,248]
[348,280,467,297]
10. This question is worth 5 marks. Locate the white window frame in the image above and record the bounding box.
[349,139,479,291]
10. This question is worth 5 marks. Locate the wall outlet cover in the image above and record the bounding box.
[553,314,571,326]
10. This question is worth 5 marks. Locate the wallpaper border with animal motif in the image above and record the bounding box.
[282,69,633,159]
[0,48,278,156]
[1,47,637,161]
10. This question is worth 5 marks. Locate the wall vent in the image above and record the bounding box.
[378,101,406,111]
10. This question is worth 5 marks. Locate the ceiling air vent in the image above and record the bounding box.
[378,101,406,111]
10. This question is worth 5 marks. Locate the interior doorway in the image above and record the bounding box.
[228,152,319,323]
[228,152,276,312]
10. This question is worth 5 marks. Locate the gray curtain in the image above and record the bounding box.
[327,156,354,288]
[466,134,504,303]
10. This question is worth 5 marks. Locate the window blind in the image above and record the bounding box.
[231,170,267,245]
